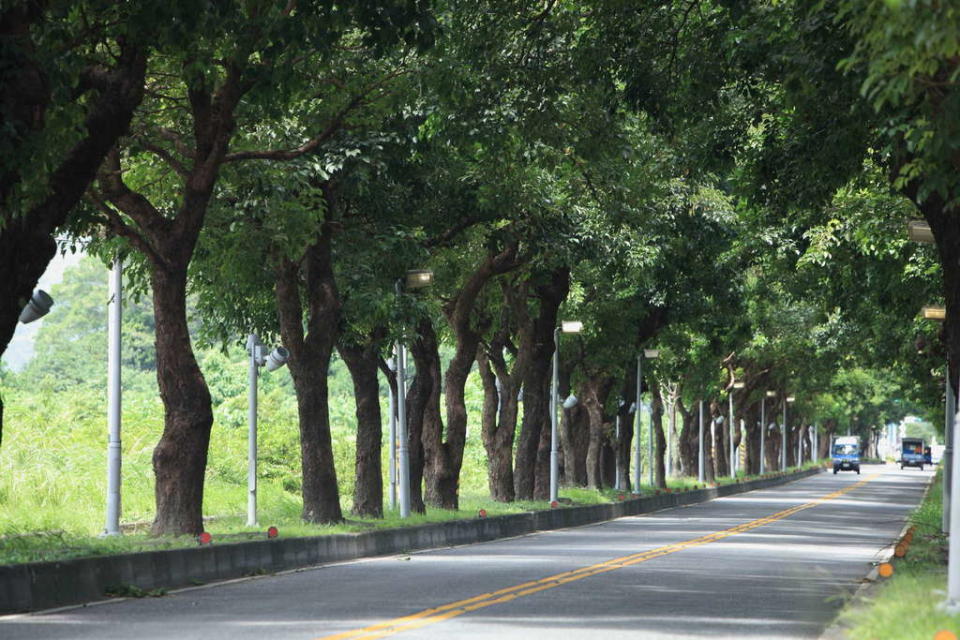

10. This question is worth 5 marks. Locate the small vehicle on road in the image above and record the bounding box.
[900,437,925,470]
[832,436,861,474]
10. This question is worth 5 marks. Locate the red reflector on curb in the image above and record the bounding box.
[478,509,487,518]
[550,501,559,509]
[267,526,279,539]
[197,532,212,545]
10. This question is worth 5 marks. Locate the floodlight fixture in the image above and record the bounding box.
[766,390,777,398]
[643,348,660,359]
[907,220,935,244]
[405,269,434,289]
[922,305,947,321]
[19,289,53,324]
[732,381,745,389]
[561,320,583,333]
[264,346,289,372]
[786,395,796,403]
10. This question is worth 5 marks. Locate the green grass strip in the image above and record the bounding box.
[841,470,959,639]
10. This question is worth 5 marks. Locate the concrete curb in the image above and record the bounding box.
[0,467,822,614]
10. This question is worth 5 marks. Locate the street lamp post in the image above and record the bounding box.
[104,260,122,536]
[782,396,795,471]
[386,358,397,510]
[551,320,582,504]
[667,396,675,477]
[395,269,433,519]
[761,391,775,474]
[729,382,744,477]
[246,334,289,527]
[634,349,659,489]
[946,400,960,613]
[698,400,705,483]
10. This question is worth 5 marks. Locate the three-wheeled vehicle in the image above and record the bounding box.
[900,437,925,470]
[832,436,861,474]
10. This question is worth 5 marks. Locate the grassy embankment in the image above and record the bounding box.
[0,372,818,566]
[839,470,959,638]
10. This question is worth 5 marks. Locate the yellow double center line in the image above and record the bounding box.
[319,474,876,640]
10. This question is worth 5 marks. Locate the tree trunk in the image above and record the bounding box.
[712,401,728,478]
[338,333,384,518]
[149,265,213,535]
[425,244,519,510]
[514,268,569,500]
[906,181,960,399]
[650,382,666,488]
[276,231,343,525]
[614,406,632,491]
[0,27,145,446]
[560,402,589,487]
[476,348,516,502]
[406,318,440,514]
[743,404,760,475]
[583,378,607,489]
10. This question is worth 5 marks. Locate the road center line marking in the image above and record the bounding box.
[317,474,877,640]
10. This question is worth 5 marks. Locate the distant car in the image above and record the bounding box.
[832,436,861,474]
[901,438,925,470]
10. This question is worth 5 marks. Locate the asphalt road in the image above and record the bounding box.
[0,464,931,639]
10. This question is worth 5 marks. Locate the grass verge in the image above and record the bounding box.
[839,469,959,639]
[0,464,820,566]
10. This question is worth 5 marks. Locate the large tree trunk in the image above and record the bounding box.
[905,172,960,401]
[560,402,589,487]
[406,318,440,514]
[514,268,569,500]
[425,244,519,509]
[743,404,760,475]
[583,378,607,489]
[338,332,384,518]
[149,265,213,535]
[276,231,343,525]
[651,385,666,488]
[476,348,517,502]
[0,21,145,445]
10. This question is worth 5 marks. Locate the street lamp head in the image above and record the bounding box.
[404,269,434,289]
[921,305,946,321]
[561,320,583,333]
[907,219,935,244]
[563,394,578,409]
[786,396,796,403]
[264,346,289,372]
[18,289,53,324]
[628,402,636,413]
[732,381,745,389]
[643,348,660,359]
[766,390,777,398]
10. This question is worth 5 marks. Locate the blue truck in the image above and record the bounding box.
[832,436,861,474]
[900,437,925,471]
